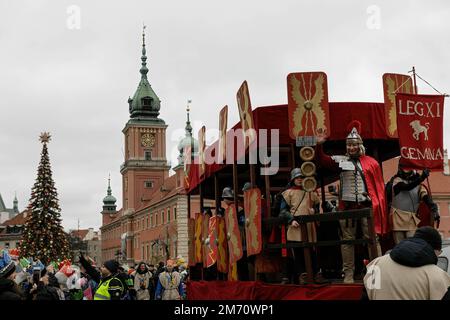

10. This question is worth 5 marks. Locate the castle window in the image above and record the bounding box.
[142,97,153,109]
[174,207,177,220]
[167,209,171,223]
[145,181,154,189]
[161,210,165,224]
[144,150,152,160]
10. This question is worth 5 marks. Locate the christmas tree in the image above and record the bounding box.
[19,132,70,264]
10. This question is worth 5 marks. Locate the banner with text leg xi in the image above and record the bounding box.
[395,93,445,171]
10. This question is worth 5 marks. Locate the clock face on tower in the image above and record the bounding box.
[141,133,155,147]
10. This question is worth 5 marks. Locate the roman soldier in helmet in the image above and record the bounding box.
[316,120,388,283]
[279,168,326,284]
[385,163,439,245]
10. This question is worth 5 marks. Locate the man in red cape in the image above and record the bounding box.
[316,121,388,283]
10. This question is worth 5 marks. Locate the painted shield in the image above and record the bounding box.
[287,72,330,143]
[216,215,229,273]
[198,126,206,178]
[188,218,196,267]
[206,216,218,268]
[383,73,414,138]
[224,205,243,264]
[183,145,192,189]
[194,213,203,264]
[236,81,257,151]
[218,105,228,164]
[244,188,262,256]
[201,212,211,267]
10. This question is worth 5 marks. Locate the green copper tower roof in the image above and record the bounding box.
[177,100,198,165]
[128,26,162,122]
[103,175,117,211]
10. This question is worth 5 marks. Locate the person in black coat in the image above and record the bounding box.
[0,262,24,300]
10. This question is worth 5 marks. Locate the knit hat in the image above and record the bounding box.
[103,260,119,274]
[414,226,442,250]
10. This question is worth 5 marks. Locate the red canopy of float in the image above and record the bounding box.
[186,102,397,193]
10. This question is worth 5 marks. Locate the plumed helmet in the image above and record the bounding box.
[290,168,304,181]
[242,182,252,192]
[346,120,363,144]
[222,187,234,199]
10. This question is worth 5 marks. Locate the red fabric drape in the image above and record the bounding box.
[186,280,364,300]
[186,102,392,193]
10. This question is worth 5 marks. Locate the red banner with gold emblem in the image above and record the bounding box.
[237,81,257,151]
[287,72,330,143]
[244,188,262,256]
[383,73,414,138]
[216,215,228,273]
[201,212,210,267]
[198,126,206,178]
[194,213,203,264]
[188,218,196,267]
[396,93,445,170]
[224,205,243,264]
[206,216,218,268]
[218,105,228,164]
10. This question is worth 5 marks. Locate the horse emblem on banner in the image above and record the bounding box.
[244,188,262,256]
[287,72,330,143]
[383,73,414,138]
[216,215,229,273]
[224,205,243,264]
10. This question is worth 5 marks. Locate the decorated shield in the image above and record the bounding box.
[237,81,257,150]
[183,145,192,189]
[205,216,218,267]
[216,215,229,273]
[201,211,211,267]
[224,205,243,264]
[383,73,414,138]
[218,105,228,164]
[244,188,262,256]
[188,218,196,267]
[198,126,206,178]
[287,72,330,145]
[194,213,204,264]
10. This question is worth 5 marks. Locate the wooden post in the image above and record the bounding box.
[233,160,239,206]
[250,164,256,188]
[366,209,379,260]
[412,66,418,94]
[199,182,204,214]
[214,174,220,212]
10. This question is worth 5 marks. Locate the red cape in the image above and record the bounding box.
[359,155,390,235]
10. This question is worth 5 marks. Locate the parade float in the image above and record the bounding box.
[183,70,445,300]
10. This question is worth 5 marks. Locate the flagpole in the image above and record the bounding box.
[412,66,418,94]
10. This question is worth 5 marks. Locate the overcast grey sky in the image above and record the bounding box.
[1,0,449,231]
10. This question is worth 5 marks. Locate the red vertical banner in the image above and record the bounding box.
[201,212,210,267]
[206,216,218,268]
[395,93,445,170]
[194,213,203,264]
[188,218,196,267]
[216,216,228,273]
[225,205,243,264]
[383,73,414,138]
[287,72,330,144]
[198,126,206,178]
[218,105,228,164]
[237,81,257,151]
[244,188,262,256]
[183,145,192,190]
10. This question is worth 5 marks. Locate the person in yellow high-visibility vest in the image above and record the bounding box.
[79,255,124,300]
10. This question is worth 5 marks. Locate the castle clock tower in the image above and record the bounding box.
[121,27,170,213]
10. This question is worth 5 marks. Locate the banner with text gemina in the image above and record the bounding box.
[395,93,444,171]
